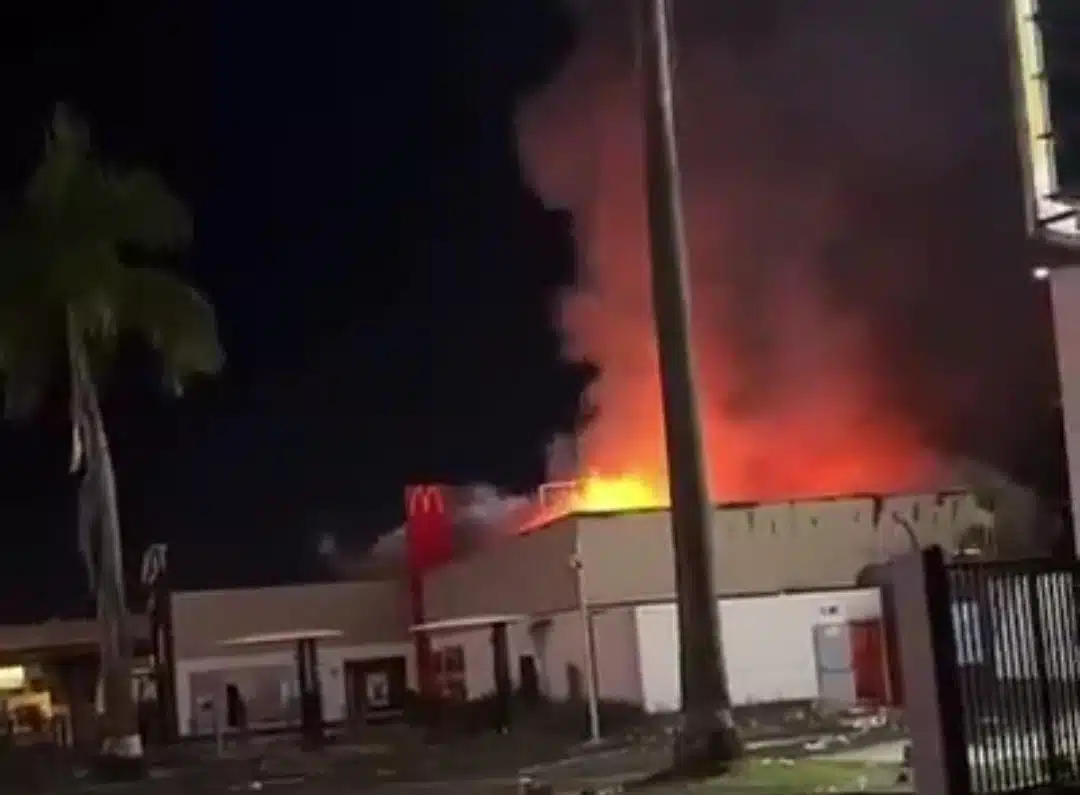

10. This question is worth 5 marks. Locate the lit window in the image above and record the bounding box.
[0,666,26,691]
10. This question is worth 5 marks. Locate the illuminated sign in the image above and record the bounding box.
[404,485,447,518]
[1011,0,1080,241]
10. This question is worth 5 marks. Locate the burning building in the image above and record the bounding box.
[121,0,1072,738]
[392,482,992,618]
[85,479,997,740]
[388,481,989,715]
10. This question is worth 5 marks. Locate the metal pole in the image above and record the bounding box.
[878,512,919,710]
[214,688,224,757]
[637,0,740,767]
[570,555,601,743]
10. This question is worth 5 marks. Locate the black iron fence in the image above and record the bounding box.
[945,559,1080,793]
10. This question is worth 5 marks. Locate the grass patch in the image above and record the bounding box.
[687,759,906,793]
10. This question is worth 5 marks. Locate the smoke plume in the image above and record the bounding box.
[516,0,1051,501]
[324,485,542,575]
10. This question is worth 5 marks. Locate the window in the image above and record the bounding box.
[433,645,466,701]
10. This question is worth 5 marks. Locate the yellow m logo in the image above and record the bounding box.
[405,485,447,517]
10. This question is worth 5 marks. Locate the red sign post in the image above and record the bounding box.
[404,485,455,701]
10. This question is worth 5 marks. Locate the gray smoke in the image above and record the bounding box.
[321,484,538,577]
[515,0,1053,496]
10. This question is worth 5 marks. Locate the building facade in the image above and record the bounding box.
[151,490,985,736]
[427,588,888,712]
[424,490,990,619]
[167,580,412,737]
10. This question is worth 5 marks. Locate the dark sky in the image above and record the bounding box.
[0,0,1070,619]
[0,0,589,614]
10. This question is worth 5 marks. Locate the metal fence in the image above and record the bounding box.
[946,559,1080,793]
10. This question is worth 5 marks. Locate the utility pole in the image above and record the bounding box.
[638,0,741,771]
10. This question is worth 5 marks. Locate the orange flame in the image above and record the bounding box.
[516,11,950,519]
[573,472,666,513]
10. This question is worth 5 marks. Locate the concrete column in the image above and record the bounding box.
[294,639,324,750]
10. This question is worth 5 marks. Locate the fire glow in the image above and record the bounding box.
[561,472,667,514]
[516,2,950,509]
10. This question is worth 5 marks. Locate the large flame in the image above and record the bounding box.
[573,472,666,513]
[517,2,959,513]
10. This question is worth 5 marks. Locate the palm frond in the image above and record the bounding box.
[24,105,90,214]
[0,318,61,420]
[49,103,91,154]
[0,103,223,418]
[102,169,192,251]
[26,104,190,254]
[119,267,224,394]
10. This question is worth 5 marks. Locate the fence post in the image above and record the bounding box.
[1026,571,1061,781]
[889,545,972,795]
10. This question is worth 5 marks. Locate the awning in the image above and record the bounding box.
[220,629,344,647]
[410,615,525,634]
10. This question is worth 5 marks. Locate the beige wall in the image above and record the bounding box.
[428,606,644,705]
[176,640,415,736]
[424,518,582,622]
[577,491,989,605]
[634,589,881,711]
[170,579,410,661]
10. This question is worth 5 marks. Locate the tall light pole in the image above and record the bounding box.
[570,554,602,743]
[638,0,741,770]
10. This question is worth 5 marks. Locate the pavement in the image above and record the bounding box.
[810,739,908,764]
[4,705,912,795]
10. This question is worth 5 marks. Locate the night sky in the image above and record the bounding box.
[0,0,588,615]
[0,1,1069,619]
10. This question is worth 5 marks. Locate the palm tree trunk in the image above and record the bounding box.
[638,0,741,773]
[68,330,142,772]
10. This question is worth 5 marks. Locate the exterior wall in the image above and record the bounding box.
[170,579,412,737]
[430,624,531,699]
[175,642,413,736]
[590,608,643,704]
[529,608,641,704]
[634,589,883,713]
[424,518,581,622]
[1051,267,1080,549]
[170,580,410,660]
[576,491,989,604]
[429,589,883,711]
[429,608,642,705]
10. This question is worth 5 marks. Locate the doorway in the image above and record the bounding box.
[344,657,407,723]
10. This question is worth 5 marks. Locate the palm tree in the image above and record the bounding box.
[638,0,741,773]
[0,104,223,771]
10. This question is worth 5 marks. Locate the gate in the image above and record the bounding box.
[932,555,1080,793]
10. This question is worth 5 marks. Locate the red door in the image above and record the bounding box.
[850,619,889,705]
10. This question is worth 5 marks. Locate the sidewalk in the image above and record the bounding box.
[518,743,669,793]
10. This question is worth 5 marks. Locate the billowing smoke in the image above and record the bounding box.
[516,0,1051,500]
[323,484,542,576]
